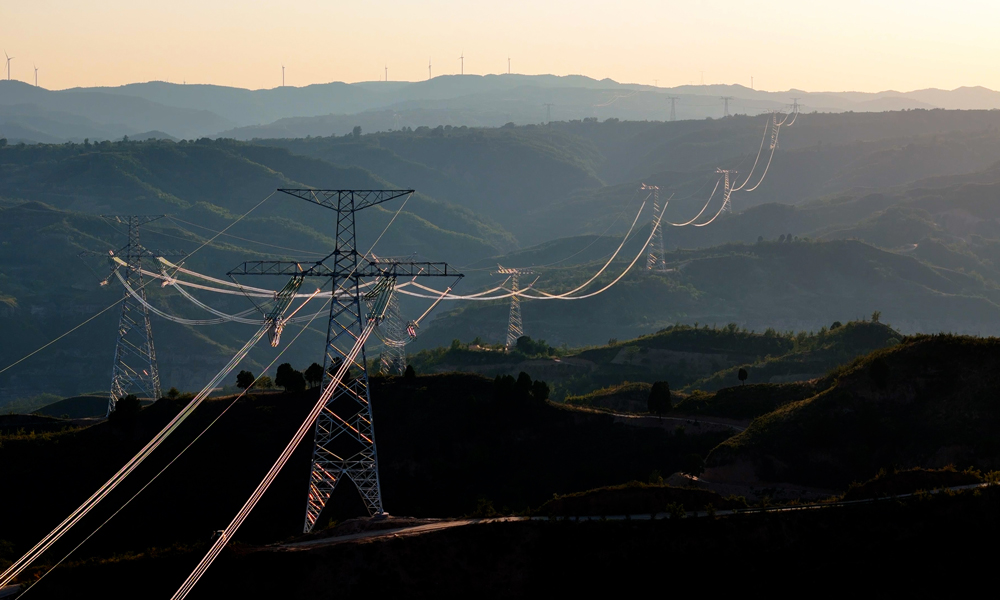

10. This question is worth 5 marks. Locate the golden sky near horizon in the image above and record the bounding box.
[2,0,999,92]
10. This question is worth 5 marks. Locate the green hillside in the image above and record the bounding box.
[416,238,1000,351]
[706,334,1000,488]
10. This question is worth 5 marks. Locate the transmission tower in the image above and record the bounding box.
[667,96,679,122]
[494,265,533,351]
[93,216,186,415]
[228,189,461,531]
[643,184,666,271]
[716,168,737,213]
[721,96,734,118]
[543,103,554,124]
[790,97,800,114]
[770,112,782,150]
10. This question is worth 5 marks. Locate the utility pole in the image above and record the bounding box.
[667,96,679,122]
[385,65,388,82]
[721,96,734,118]
[508,56,511,74]
[228,189,462,530]
[642,185,666,271]
[282,65,285,87]
[543,103,554,124]
[93,216,186,414]
[459,52,464,75]
[494,265,534,351]
[428,58,432,80]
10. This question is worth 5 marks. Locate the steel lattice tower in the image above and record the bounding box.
[716,168,736,213]
[100,215,185,415]
[495,265,533,351]
[643,184,666,271]
[228,189,460,531]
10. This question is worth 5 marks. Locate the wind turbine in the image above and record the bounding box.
[459,51,464,75]
[507,56,510,74]
[4,51,13,81]
[281,65,285,87]
[385,64,388,82]
[34,65,38,87]
[428,57,432,80]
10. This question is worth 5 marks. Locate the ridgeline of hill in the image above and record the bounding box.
[706,334,1000,489]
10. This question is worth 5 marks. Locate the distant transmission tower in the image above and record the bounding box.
[495,265,534,350]
[790,97,800,114]
[97,216,185,414]
[721,96,734,118]
[229,189,460,531]
[667,96,679,122]
[716,168,737,212]
[543,103,554,124]
[643,184,666,271]
[770,112,781,149]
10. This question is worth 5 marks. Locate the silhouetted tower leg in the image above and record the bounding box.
[107,216,163,414]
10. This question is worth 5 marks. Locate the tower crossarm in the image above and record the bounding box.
[278,189,415,212]
[229,260,459,279]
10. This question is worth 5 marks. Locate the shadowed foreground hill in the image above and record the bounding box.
[706,335,1000,488]
[0,374,725,564]
[21,486,1000,598]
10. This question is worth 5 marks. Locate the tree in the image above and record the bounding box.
[648,381,671,416]
[624,345,640,365]
[286,370,307,392]
[515,372,533,396]
[404,364,416,381]
[738,368,748,385]
[757,235,764,243]
[304,363,324,388]
[872,310,882,323]
[778,234,786,242]
[257,375,273,390]
[275,363,305,392]
[166,387,180,400]
[352,125,362,139]
[236,370,255,391]
[831,321,843,330]
[110,394,142,423]
[531,380,550,403]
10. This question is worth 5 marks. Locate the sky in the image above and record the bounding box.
[3,0,1000,92]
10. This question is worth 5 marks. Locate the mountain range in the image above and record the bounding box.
[7,74,1000,143]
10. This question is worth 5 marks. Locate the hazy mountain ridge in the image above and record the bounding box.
[8,76,1000,143]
